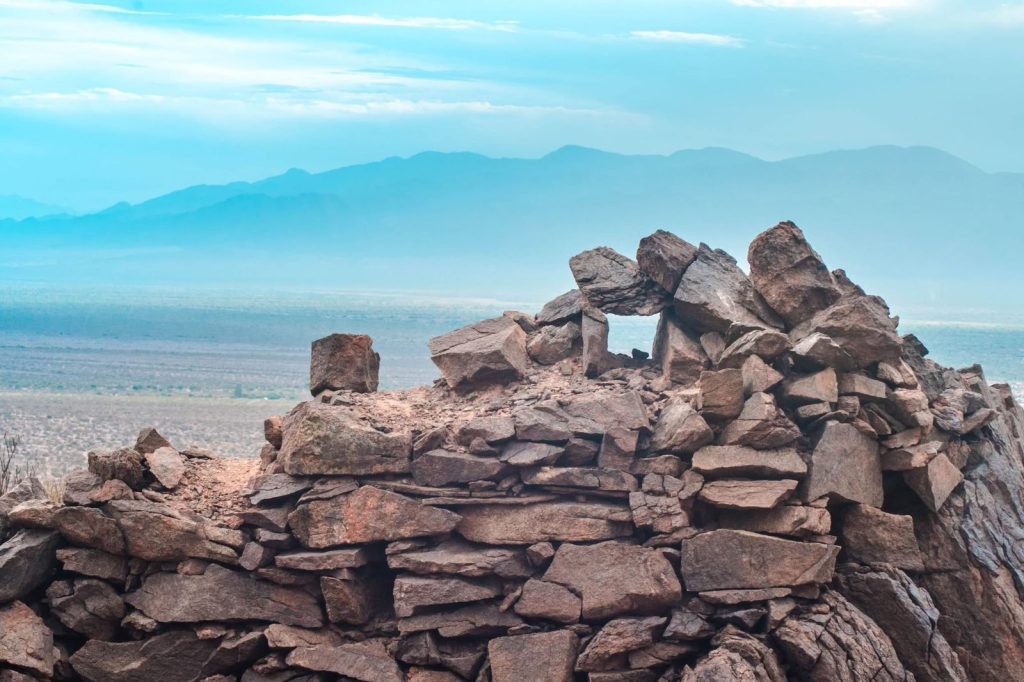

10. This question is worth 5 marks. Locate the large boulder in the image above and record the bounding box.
[429,316,529,390]
[680,529,839,591]
[289,486,461,548]
[0,600,56,677]
[636,229,698,294]
[569,246,669,315]
[804,421,883,506]
[653,311,709,384]
[124,564,323,627]
[789,295,902,369]
[0,529,59,603]
[488,630,578,682]
[455,501,633,545]
[673,245,782,334]
[278,401,411,476]
[582,306,613,378]
[543,541,682,619]
[747,221,842,326]
[536,289,583,326]
[104,500,239,563]
[310,333,380,394]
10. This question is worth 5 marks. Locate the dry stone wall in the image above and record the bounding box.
[1,221,1023,681]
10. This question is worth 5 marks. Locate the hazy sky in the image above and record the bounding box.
[1,0,1022,210]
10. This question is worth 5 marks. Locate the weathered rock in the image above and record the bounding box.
[57,547,128,582]
[289,486,461,548]
[0,529,59,603]
[741,354,784,395]
[582,306,612,378]
[683,628,785,682]
[48,578,124,640]
[630,489,690,534]
[781,368,838,405]
[698,479,798,509]
[718,505,831,538]
[54,505,125,555]
[902,452,963,512]
[429,316,529,389]
[62,469,104,506]
[747,221,841,326]
[135,426,172,454]
[691,445,806,479]
[6,498,57,529]
[789,295,902,369]
[500,441,563,466]
[321,572,389,625]
[718,329,791,369]
[527,321,581,365]
[245,473,314,506]
[278,401,411,476]
[105,500,238,563]
[275,548,371,571]
[838,372,887,401]
[457,416,515,445]
[840,504,924,571]
[774,592,910,681]
[287,640,402,682]
[536,289,584,326]
[264,415,284,449]
[455,500,632,545]
[718,393,800,449]
[488,630,578,682]
[88,447,146,489]
[697,369,745,421]
[649,397,714,454]
[680,530,838,591]
[790,332,856,371]
[836,564,967,681]
[543,541,682,619]
[398,601,522,637]
[125,564,323,627]
[804,421,883,507]
[310,333,380,394]
[388,540,530,578]
[570,246,669,316]
[521,466,638,492]
[576,616,665,672]
[0,600,55,677]
[673,245,782,334]
[144,446,186,489]
[393,575,501,617]
[395,632,486,679]
[664,605,716,641]
[513,578,581,623]
[70,629,218,682]
[637,229,698,294]
[597,427,639,470]
[653,311,709,385]
[411,450,508,487]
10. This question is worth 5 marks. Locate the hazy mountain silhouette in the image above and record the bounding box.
[3,145,1021,314]
[0,195,70,221]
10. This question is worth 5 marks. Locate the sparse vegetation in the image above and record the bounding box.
[0,430,21,496]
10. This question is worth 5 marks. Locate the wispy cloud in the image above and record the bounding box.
[0,0,157,14]
[631,30,745,47]
[731,0,919,22]
[250,14,520,32]
[968,3,1024,25]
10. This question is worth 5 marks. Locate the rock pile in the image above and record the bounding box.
[2,221,1024,681]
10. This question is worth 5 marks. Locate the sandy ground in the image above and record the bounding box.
[0,392,294,478]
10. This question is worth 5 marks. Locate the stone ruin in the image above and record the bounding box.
[1,221,1024,681]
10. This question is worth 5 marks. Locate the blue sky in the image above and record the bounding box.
[1,0,1022,210]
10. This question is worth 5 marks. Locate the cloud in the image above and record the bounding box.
[731,0,915,7]
[250,14,519,32]
[0,0,157,14]
[630,30,745,47]
[969,3,1024,25]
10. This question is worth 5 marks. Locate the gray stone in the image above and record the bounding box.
[393,575,501,617]
[582,306,612,378]
[697,369,745,421]
[653,311,709,385]
[536,289,584,326]
[387,540,530,578]
[429,316,529,390]
[513,578,581,623]
[781,368,838,405]
[411,449,508,487]
[0,600,56,677]
[718,329,791,369]
[0,529,59,603]
[649,397,714,454]
[144,446,186,489]
[718,506,831,538]
[903,453,963,512]
[718,392,800,449]
[637,229,698,294]
[527,322,581,365]
[691,445,807,479]
[570,246,669,316]
[840,504,924,571]
[287,640,403,682]
[135,426,171,454]
[455,501,632,545]
[804,421,883,507]
[489,630,578,682]
[789,295,902,369]
[698,479,799,509]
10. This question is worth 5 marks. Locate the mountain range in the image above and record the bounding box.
[0,195,70,221]
[2,145,1022,316]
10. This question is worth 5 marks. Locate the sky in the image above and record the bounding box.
[1,0,1022,211]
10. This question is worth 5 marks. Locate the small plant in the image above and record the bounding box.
[0,430,20,496]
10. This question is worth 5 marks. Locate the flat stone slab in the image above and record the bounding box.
[455,501,633,545]
[691,445,807,479]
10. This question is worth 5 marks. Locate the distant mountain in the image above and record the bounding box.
[2,145,1021,314]
[0,195,70,221]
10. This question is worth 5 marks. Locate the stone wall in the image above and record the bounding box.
[1,221,1022,681]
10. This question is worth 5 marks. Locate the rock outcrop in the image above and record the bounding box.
[2,221,1023,681]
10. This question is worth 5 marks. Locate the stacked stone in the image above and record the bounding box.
[1,222,1023,681]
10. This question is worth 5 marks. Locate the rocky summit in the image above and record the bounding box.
[1,220,1022,681]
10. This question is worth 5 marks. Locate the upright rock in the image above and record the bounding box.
[636,229,698,294]
[429,316,529,390]
[310,333,380,394]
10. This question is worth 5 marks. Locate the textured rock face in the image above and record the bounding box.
[279,401,411,476]
[9,222,1024,681]
[310,332,380,394]
[570,246,669,316]
[429,316,529,390]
